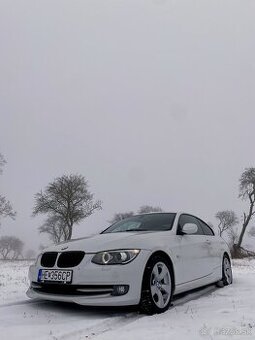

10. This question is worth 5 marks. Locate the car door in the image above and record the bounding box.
[177,214,213,284]
[198,219,221,271]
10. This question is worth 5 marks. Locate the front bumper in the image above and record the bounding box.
[27,250,151,306]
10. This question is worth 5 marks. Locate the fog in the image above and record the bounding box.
[0,0,255,251]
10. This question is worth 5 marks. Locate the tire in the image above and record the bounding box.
[217,254,233,287]
[139,255,173,315]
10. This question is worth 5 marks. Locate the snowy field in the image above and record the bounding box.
[0,259,254,340]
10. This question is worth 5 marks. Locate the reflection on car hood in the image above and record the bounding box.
[44,231,160,253]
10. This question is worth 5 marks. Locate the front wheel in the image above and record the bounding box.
[140,256,173,315]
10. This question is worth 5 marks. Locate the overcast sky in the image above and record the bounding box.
[0,0,255,251]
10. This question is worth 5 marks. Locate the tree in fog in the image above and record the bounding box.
[109,211,134,224]
[138,205,163,214]
[39,244,46,252]
[0,153,6,173]
[33,174,102,241]
[215,210,238,237]
[0,236,24,259]
[0,236,12,259]
[236,168,255,250]
[25,249,36,259]
[38,215,69,244]
[207,222,215,232]
[0,197,16,222]
[227,227,239,255]
[109,205,164,224]
[12,237,24,259]
[0,153,16,224]
[248,226,255,238]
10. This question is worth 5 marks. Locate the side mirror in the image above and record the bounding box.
[181,223,198,235]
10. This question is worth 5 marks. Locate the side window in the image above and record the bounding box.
[199,220,214,236]
[178,214,204,235]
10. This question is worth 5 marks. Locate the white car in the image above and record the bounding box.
[27,212,233,314]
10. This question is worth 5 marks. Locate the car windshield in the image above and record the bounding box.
[102,213,176,233]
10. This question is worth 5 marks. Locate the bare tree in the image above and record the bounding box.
[0,196,16,220]
[0,236,24,259]
[236,168,255,249]
[0,153,16,224]
[0,236,12,259]
[138,205,163,214]
[109,212,134,224]
[109,206,164,224]
[227,227,239,255]
[33,174,102,241]
[38,215,69,244]
[215,210,238,237]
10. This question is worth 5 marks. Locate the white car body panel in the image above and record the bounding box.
[27,212,231,306]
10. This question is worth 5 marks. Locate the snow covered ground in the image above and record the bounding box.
[0,259,254,340]
[0,260,32,305]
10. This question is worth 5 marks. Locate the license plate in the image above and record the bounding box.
[38,269,73,283]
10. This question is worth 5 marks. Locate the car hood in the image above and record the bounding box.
[44,231,160,253]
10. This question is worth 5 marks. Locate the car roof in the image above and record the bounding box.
[136,211,183,216]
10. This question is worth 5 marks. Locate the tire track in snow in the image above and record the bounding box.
[0,299,47,308]
[58,313,143,340]
[173,284,217,307]
[0,284,217,340]
[57,284,217,340]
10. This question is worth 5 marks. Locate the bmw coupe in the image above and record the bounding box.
[27,212,232,314]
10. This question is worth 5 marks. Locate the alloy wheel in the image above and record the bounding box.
[150,261,171,309]
[223,257,232,284]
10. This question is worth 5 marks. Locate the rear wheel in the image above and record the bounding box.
[222,255,233,285]
[217,254,233,287]
[140,256,173,315]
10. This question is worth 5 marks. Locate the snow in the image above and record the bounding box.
[0,260,32,305]
[0,259,255,340]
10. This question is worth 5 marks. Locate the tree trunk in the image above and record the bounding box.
[237,221,248,248]
[237,202,254,248]
[67,224,73,240]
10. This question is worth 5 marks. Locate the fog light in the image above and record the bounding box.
[112,285,129,296]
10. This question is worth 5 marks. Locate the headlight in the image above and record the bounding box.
[91,249,140,265]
